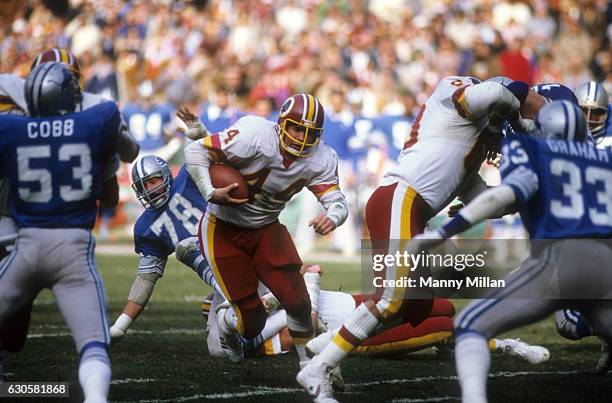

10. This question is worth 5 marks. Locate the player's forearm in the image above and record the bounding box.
[319,191,349,228]
[99,176,119,208]
[185,141,215,201]
[116,123,140,163]
[438,186,516,239]
[465,82,524,120]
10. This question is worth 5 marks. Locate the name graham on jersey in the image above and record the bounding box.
[373,276,506,290]
[546,139,609,163]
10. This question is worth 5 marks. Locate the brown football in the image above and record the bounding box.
[209,163,250,201]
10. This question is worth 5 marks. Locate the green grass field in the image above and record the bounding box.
[4,253,611,403]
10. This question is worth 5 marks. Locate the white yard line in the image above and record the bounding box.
[28,328,202,339]
[112,378,157,385]
[114,370,583,402]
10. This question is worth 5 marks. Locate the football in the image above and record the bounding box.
[209,163,250,201]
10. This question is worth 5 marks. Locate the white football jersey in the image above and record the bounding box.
[201,115,341,228]
[384,76,494,211]
[0,73,109,114]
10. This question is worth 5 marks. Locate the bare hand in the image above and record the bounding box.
[448,203,464,217]
[308,213,336,235]
[176,106,199,126]
[211,183,249,206]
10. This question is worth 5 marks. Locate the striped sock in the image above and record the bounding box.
[319,303,380,366]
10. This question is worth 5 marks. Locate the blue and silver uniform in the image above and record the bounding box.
[133,165,207,275]
[0,101,120,228]
[500,132,612,239]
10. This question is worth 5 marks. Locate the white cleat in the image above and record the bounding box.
[297,356,338,403]
[216,304,244,363]
[501,338,550,364]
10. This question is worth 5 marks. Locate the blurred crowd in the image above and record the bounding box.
[1,0,610,252]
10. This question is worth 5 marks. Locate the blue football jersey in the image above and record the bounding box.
[0,101,120,228]
[122,103,175,151]
[500,132,612,239]
[322,114,353,160]
[133,165,207,258]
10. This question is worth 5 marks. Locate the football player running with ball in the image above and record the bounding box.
[184,94,348,370]
[0,63,122,402]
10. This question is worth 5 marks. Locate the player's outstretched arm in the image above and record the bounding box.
[412,185,518,250]
[110,256,166,341]
[177,106,210,140]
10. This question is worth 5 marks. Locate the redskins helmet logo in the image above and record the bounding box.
[279,97,295,118]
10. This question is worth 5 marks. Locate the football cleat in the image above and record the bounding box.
[594,338,610,376]
[296,356,338,403]
[216,303,244,363]
[501,338,550,364]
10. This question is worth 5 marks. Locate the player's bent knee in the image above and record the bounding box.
[235,294,267,339]
[175,237,201,266]
[128,272,161,305]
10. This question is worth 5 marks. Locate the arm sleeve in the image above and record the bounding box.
[184,140,215,201]
[307,151,349,227]
[454,82,521,121]
[185,117,260,201]
[136,254,168,277]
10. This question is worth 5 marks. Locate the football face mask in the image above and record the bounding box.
[278,93,325,158]
[131,155,173,210]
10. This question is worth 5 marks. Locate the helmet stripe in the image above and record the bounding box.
[313,96,319,124]
[588,81,596,102]
[53,48,61,63]
[306,94,315,122]
[300,94,308,121]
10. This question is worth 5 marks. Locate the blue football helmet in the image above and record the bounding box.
[24,62,82,117]
[131,155,174,210]
[536,100,588,142]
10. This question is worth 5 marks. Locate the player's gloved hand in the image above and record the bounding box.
[211,184,249,206]
[110,313,133,342]
[110,324,126,341]
[177,107,208,140]
[309,213,336,235]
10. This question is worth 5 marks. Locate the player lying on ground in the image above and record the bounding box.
[204,265,550,368]
[110,155,221,339]
[412,100,612,402]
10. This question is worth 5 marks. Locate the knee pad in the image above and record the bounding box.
[128,272,161,305]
